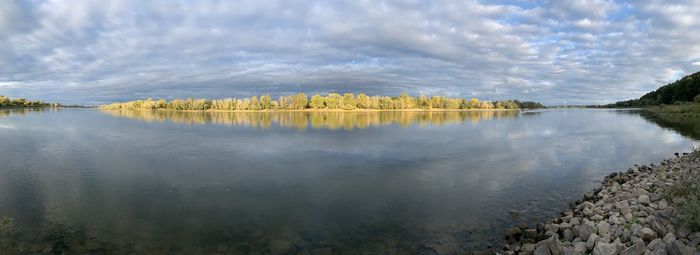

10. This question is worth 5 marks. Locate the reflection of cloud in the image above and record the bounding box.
[0,108,696,252]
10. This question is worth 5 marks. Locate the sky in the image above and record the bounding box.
[0,0,699,105]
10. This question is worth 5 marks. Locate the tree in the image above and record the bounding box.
[325,93,342,109]
[341,93,357,110]
[356,93,370,109]
[310,94,325,109]
[260,95,272,110]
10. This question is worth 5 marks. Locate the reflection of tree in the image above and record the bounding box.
[101,110,520,130]
[634,110,700,140]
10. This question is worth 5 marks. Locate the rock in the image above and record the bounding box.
[563,229,574,242]
[688,232,700,247]
[597,221,611,238]
[522,243,536,253]
[570,218,581,226]
[587,233,600,251]
[583,207,595,217]
[269,239,293,255]
[616,201,630,210]
[620,240,646,255]
[592,215,605,221]
[560,222,572,230]
[667,240,694,255]
[631,224,644,237]
[658,200,669,210]
[562,246,579,255]
[642,228,658,242]
[518,222,529,230]
[580,223,597,241]
[534,236,563,255]
[545,224,560,234]
[592,242,618,255]
[651,221,667,236]
[524,229,538,239]
[573,242,587,254]
[663,233,676,244]
[648,239,665,251]
[638,195,651,206]
[506,227,523,241]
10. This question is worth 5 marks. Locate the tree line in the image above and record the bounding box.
[101,93,545,111]
[0,96,57,108]
[605,71,700,107]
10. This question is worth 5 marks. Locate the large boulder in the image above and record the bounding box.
[667,240,694,255]
[620,240,646,255]
[579,223,597,241]
[534,235,563,255]
[641,228,658,242]
[592,242,618,255]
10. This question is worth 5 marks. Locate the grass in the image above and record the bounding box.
[624,217,638,229]
[679,182,700,231]
[665,179,700,231]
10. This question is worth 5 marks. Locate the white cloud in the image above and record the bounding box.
[0,0,698,105]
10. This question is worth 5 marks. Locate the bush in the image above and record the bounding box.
[680,182,700,231]
[694,94,700,103]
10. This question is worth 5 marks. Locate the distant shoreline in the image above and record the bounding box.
[99,108,523,113]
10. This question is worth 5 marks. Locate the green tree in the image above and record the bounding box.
[341,93,357,110]
[310,94,325,109]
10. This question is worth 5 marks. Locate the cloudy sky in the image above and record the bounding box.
[0,0,699,105]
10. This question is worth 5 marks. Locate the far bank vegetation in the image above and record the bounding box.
[101,93,545,111]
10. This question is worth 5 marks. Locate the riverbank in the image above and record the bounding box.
[100,108,526,113]
[500,150,700,254]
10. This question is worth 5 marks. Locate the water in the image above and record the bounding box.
[0,108,695,254]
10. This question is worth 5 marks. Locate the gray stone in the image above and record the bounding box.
[631,224,644,238]
[524,229,538,239]
[658,200,669,210]
[580,223,597,241]
[598,221,611,238]
[570,217,581,226]
[522,243,536,253]
[506,227,523,239]
[667,240,693,255]
[663,233,676,244]
[651,221,667,236]
[648,239,666,251]
[583,207,595,217]
[615,201,630,210]
[639,195,651,206]
[562,246,580,255]
[592,242,619,255]
[587,233,600,251]
[534,236,563,255]
[642,228,658,242]
[563,229,574,242]
[573,242,587,254]
[545,224,560,234]
[620,241,646,255]
[592,215,605,221]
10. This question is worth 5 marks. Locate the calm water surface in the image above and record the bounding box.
[0,109,695,254]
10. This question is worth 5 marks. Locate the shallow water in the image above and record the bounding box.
[0,108,695,254]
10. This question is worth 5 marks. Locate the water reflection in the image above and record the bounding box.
[631,110,700,140]
[0,109,696,254]
[101,110,520,129]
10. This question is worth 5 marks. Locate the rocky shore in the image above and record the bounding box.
[501,151,700,255]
